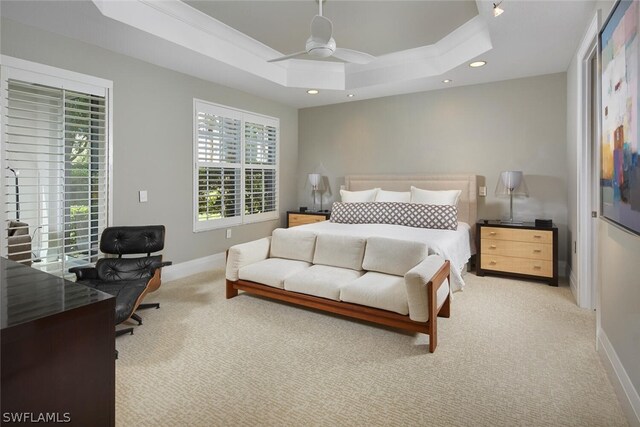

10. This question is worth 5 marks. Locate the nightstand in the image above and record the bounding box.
[476,220,558,286]
[286,210,331,228]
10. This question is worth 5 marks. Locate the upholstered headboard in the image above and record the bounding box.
[345,174,478,237]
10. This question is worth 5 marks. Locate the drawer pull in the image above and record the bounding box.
[533,249,542,253]
[490,260,497,265]
[533,235,542,239]
[533,265,542,270]
[489,231,497,236]
[489,245,497,249]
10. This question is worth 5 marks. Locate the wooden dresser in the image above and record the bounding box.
[286,210,331,228]
[476,221,558,286]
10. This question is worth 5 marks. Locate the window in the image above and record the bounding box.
[194,100,278,231]
[1,57,112,277]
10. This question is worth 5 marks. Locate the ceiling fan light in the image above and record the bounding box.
[308,46,334,58]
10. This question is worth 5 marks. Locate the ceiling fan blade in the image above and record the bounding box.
[310,15,332,43]
[267,51,309,63]
[332,48,375,64]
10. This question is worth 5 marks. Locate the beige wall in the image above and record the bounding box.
[598,221,640,395]
[0,18,299,264]
[595,0,640,411]
[298,73,569,264]
[566,0,639,419]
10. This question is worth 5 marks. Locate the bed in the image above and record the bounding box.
[296,174,478,292]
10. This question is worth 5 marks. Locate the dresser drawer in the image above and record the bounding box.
[481,238,552,261]
[480,227,553,244]
[481,254,553,278]
[288,213,327,227]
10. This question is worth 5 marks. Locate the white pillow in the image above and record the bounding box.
[340,188,379,202]
[375,190,411,203]
[410,186,461,206]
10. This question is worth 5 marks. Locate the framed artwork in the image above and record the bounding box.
[600,0,640,236]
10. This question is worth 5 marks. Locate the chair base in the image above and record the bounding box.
[131,313,143,325]
[137,302,160,310]
[115,327,134,337]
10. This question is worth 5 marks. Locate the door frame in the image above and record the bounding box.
[575,11,600,310]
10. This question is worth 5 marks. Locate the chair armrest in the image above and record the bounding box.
[69,266,98,281]
[404,255,449,322]
[148,260,172,274]
[225,237,271,281]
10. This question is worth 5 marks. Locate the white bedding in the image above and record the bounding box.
[294,221,474,292]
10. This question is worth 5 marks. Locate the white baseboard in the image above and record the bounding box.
[569,266,578,303]
[597,328,640,427]
[162,252,226,282]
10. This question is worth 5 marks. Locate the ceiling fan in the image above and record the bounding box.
[267,0,375,65]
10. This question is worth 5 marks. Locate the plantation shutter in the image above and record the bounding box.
[3,79,108,277]
[194,101,279,231]
[195,105,242,229]
[244,120,277,220]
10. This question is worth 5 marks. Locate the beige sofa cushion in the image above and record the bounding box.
[313,234,366,271]
[362,237,427,276]
[340,272,409,315]
[239,258,311,289]
[284,265,363,301]
[270,228,317,262]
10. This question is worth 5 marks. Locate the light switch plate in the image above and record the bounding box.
[139,190,148,203]
[479,186,487,197]
[226,229,232,239]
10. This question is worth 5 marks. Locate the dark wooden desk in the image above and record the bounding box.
[1,258,115,426]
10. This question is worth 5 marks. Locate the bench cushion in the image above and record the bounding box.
[284,265,363,301]
[270,228,317,262]
[313,234,366,271]
[239,258,311,289]
[362,237,427,276]
[340,272,409,315]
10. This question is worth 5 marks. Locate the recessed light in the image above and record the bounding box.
[307,89,319,95]
[442,79,453,83]
[469,61,487,68]
[347,94,355,98]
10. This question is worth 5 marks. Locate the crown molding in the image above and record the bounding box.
[91,0,492,92]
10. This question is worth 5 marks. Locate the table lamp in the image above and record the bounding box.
[495,171,528,223]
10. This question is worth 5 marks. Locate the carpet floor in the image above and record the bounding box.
[115,270,628,426]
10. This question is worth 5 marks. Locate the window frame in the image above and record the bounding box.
[193,99,279,232]
[0,55,114,274]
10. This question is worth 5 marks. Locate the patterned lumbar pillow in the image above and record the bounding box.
[330,202,458,230]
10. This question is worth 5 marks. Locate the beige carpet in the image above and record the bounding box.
[115,270,628,427]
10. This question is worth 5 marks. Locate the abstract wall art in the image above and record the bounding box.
[600,0,640,235]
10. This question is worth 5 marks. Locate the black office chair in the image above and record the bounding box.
[70,225,171,337]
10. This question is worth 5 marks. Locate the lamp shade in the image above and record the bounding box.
[495,171,528,196]
[308,173,322,189]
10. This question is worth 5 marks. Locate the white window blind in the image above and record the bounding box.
[194,100,279,231]
[244,121,277,217]
[3,78,109,277]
